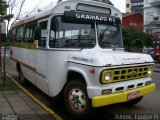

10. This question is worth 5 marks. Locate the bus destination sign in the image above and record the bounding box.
[64,11,121,24]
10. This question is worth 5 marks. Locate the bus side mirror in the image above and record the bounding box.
[34,26,41,40]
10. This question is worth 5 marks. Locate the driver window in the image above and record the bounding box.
[49,17,57,48]
[38,21,48,48]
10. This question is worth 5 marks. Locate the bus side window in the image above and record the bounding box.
[34,26,41,41]
[15,26,24,43]
[38,21,48,48]
[24,22,37,43]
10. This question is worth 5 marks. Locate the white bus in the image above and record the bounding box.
[9,0,155,118]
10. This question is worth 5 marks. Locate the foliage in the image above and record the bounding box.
[5,0,26,33]
[122,27,153,51]
[3,13,14,20]
[143,32,153,47]
[0,0,14,21]
[0,0,8,22]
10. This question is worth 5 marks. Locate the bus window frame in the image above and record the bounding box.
[15,25,24,43]
[11,21,37,44]
[24,22,37,43]
[37,18,49,48]
[49,15,58,48]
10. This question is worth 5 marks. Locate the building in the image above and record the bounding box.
[125,0,144,30]
[144,0,160,41]
[126,0,144,13]
[126,0,132,13]
[122,12,143,31]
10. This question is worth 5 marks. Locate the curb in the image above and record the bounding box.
[6,73,63,120]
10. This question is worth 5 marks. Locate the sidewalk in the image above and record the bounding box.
[0,85,55,120]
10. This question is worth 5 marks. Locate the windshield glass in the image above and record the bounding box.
[97,23,123,49]
[49,16,96,48]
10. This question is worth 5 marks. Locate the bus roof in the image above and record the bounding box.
[12,0,122,28]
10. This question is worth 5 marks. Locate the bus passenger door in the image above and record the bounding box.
[34,19,49,94]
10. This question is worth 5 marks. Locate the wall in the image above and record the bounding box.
[122,13,143,31]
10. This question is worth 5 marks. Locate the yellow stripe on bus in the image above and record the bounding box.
[10,40,38,49]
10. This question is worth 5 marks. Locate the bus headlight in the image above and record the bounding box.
[104,73,111,81]
[101,70,113,84]
[148,68,153,75]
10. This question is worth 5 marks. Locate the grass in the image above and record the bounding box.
[0,77,19,91]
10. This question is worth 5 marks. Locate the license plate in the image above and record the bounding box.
[127,91,139,100]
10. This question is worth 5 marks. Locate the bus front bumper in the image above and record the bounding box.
[92,83,156,107]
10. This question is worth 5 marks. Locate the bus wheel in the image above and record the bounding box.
[64,80,92,118]
[18,68,26,84]
[123,96,143,106]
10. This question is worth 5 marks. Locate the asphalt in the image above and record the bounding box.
[0,81,56,120]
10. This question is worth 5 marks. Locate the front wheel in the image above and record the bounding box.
[64,80,92,118]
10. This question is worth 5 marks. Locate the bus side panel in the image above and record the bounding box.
[46,50,69,97]
[21,66,36,84]
[11,47,36,84]
[34,74,49,94]
[34,50,49,94]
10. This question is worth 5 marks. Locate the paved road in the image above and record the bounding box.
[4,55,160,120]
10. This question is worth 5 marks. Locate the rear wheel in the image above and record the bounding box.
[18,67,27,84]
[64,80,92,118]
[123,96,143,106]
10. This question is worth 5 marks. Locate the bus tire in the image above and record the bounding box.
[18,67,26,84]
[64,80,92,118]
[123,96,143,106]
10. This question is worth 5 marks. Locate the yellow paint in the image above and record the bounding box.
[92,83,156,107]
[10,40,38,49]
[6,74,63,120]
[101,65,153,84]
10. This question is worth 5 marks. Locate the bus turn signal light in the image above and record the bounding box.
[89,68,95,74]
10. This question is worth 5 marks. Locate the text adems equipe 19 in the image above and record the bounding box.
[115,114,159,120]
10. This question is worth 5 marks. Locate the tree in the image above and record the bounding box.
[143,33,153,47]
[5,0,25,32]
[0,0,8,22]
[122,27,153,52]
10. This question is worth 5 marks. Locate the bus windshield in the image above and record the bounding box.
[97,23,123,49]
[49,16,96,48]
[50,16,123,49]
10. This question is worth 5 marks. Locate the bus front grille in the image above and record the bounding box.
[101,65,153,84]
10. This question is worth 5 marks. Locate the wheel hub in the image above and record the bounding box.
[69,89,86,111]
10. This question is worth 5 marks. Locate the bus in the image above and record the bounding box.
[9,0,156,118]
